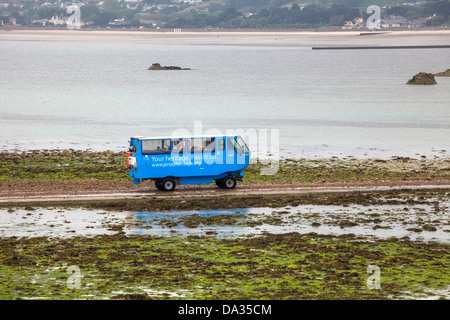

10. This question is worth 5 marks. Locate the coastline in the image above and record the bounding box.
[1,28,450,46]
[1,31,449,300]
[2,27,450,35]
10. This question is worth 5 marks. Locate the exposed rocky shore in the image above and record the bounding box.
[148,63,191,70]
[406,72,437,85]
[434,69,450,76]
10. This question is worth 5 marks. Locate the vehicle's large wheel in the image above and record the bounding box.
[161,178,176,191]
[222,176,236,189]
[155,180,164,191]
[215,179,224,188]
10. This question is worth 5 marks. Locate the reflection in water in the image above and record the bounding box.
[1,200,448,242]
[128,203,450,242]
[131,209,251,237]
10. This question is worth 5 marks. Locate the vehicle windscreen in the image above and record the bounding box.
[235,136,249,153]
[228,136,249,154]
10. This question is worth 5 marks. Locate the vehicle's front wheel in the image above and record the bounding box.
[161,178,176,191]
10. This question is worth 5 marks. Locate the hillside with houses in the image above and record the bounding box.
[0,0,448,29]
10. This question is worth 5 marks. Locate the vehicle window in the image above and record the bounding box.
[227,137,237,151]
[172,139,186,154]
[219,139,225,151]
[203,137,215,153]
[142,139,170,155]
[189,138,203,153]
[188,137,216,153]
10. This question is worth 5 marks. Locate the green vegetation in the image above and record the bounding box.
[154,0,450,29]
[246,159,401,184]
[0,150,127,180]
[0,232,448,299]
[1,0,449,29]
[0,150,449,184]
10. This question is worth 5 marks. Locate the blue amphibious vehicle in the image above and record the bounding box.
[127,135,250,191]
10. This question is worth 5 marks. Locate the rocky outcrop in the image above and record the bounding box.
[148,63,190,70]
[434,69,450,77]
[406,72,437,85]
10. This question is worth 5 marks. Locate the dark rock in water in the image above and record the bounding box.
[434,69,450,77]
[148,63,190,71]
[406,72,437,85]
[148,63,164,70]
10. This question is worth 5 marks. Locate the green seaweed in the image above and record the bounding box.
[0,150,127,180]
[0,233,448,300]
[1,150,449,184]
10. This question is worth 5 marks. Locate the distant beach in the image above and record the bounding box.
[1,28,450,47]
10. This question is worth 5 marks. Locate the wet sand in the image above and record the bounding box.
[0,150,448,210]
[2,188,448,242]
[1,29,450,47]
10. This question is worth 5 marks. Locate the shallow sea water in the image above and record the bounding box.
[1,198,448,242]
[1,32,449,159]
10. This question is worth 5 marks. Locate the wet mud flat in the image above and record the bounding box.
[1,150,449,299]
[2,189,449,241]
[1,150,449,198]
[10,186,446,213]
[0,189,449,300]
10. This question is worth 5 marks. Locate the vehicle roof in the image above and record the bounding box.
[131,134,240,140]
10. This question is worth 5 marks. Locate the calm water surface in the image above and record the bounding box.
[1,33,449,159]
[1,201,448,242]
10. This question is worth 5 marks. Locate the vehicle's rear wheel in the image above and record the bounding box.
[221,176,236,189]
[161,178,176,191]
[215,179,224,188]
[155,180,164,191]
